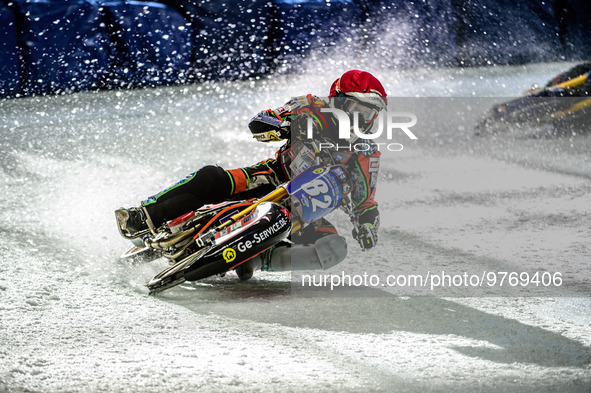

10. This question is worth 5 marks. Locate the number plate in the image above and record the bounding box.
[288,167,343,223]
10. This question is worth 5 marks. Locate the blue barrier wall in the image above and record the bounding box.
[0,3,19,97]
[10,0,113,95]
[0,0,589,98]
[452,0,561,66]
[100,0,192,87]
[158,0,273,81]
[272,0,364,63]
[0,2,19,97]
[554,0,591,59]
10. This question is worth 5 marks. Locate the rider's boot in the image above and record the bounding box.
[115,206,150,237]
[235,235,348,280]
[257,234,348,272]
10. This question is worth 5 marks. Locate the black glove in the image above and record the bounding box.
[352,222,378,251]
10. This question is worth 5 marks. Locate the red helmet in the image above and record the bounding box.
[329,70,387,141]
[329,70,387,108]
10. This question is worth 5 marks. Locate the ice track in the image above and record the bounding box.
[0,62,589,392]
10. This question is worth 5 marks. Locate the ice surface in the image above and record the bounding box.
[0,62,589,392]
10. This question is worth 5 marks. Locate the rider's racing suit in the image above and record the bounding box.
[142,95,381,249]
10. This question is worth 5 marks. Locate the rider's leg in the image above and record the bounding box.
[116,161,283,237]
[291,218,339,245]
[273,219,347,271]
[142,165,232,227]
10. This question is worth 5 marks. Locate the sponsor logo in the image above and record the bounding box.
[242,211,257,224]
[300,196,310,208]
[267,132,282,141]
[254,130,282,142]
[369,157,380,172]
[288,148,297,159]
[313,168,324,174]
[288,143,316,177]
[214,227,229,239]
[253,217,289,243]
[230,222,242,231]
[222,248,237,263]
[331,166,348,183]
[236,217,289,252]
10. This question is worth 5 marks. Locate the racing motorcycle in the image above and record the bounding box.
[118,141,354,294]
[475,69,591,134]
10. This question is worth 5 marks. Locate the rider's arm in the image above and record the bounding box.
[248,109,290,142]
[248,95,326,143]
[349,150,381,250]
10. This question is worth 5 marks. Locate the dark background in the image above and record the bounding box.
[1,0,589,98]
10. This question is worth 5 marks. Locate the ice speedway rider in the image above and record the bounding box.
[116,70,387,279]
